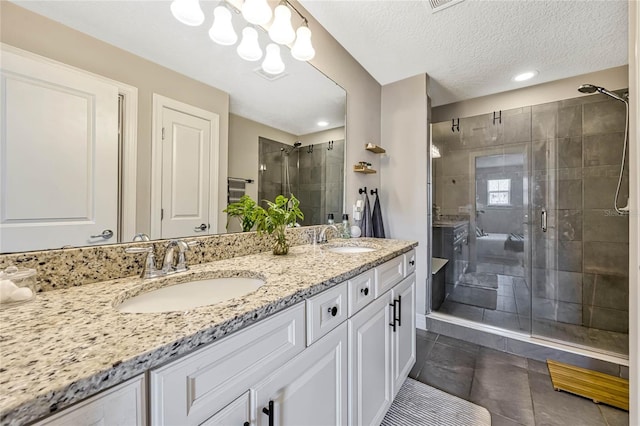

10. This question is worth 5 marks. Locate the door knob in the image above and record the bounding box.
[194,223,208,232]
[90,229,114,239]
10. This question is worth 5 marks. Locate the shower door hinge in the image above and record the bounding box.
[162,127,165,140]
[493,111,502,125]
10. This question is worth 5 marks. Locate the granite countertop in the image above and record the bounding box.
[0,238,417,426]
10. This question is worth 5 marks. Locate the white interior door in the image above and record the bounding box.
[160,106,213,239]
[0,48,118,252]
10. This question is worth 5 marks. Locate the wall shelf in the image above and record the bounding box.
[353,166,377,174]
[365,143,386,154]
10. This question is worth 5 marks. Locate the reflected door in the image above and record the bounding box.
[160,107,215,239]
[0,49,119,252]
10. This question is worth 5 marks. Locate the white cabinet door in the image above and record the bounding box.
[254,322,348,426]
[200,391,251,426]
[33,375,145,426]
[348,292,393,426]
[0,47,119,252]
[391,274,416,397]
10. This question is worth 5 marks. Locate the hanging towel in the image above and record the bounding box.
[361,192,374,238]
[372,192,386,238]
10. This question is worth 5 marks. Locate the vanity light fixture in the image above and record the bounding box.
[317,121,329,127]
[170,0,315,74]
[209,5,237,45]
[513,70,538,82]
[170,0,205,26]
[237,27,263,61]
[262,44,286,75]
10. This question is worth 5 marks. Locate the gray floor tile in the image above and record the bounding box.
[426,342,478,370]
[477,262,505,274]
[598,404,629,426]
[416,328,438,341]
[410,336,437,378]
[528,371,607,426]
[526,359,550,376]
[417,361,474,400]
[497,296,519,313]
[491,412,527,426]
[470,362,535,425]
[477,347,528,369]
[483,309,522,332]
[435,334,481,354]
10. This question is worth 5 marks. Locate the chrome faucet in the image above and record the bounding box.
[162,240,190,274]
[317,224,340,244]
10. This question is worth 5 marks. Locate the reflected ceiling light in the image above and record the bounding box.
[269,2,296,45]
[291,25,315,61]
[431,145,441,158]
[513,70,538,82]
[317,121,329,127]
[237,27,263,61]
[242,0,272,25]
[262,44,285,75]
[209,6,237,45]
[170,0,205,26]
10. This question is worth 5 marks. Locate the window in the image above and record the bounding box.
[488,179,511,206]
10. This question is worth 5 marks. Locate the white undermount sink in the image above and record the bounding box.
[325,246,377,254]
[117,277,265,313]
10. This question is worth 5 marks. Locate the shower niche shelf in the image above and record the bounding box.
[365,143,386,154]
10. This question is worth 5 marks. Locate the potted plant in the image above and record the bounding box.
[254,194,304,255]
[223,195,259,232]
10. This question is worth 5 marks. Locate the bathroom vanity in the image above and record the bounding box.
[0,238,417,426]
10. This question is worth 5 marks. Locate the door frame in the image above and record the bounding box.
[0,43,138,244]
[151,94,219,239]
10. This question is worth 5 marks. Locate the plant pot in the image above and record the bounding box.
[273,227,289,255]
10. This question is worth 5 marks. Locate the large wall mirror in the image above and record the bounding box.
[0,1,346,253]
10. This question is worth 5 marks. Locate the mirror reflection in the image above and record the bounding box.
[0,1,346,253]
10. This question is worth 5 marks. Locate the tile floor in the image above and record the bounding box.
[410,329,629,426]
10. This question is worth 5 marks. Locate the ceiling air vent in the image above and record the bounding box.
[428,0,465,13]
[254,67,289,82]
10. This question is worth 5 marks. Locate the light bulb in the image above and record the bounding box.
[237,27,263,61]
[291,25,315,61]
[268,4,295,45]
[170,0,204,26]
[209,6,237,45]
[262,43,285,75]
[242,0,272,25]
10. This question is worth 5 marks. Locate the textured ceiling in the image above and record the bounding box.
[300,0,628,106]
[11,1,346,136]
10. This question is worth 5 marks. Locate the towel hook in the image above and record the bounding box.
[358,187,367,195]
[370,188,378,196]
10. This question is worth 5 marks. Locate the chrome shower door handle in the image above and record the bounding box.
[541,209,547,233]
[91,229,114,239]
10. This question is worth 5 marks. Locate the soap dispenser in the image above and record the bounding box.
[341,214,351,238]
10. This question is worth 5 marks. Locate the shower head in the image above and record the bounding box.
[578,84,627,103]
[293,141,302,148]
[281,142,302,155]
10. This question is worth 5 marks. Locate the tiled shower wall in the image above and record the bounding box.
[531,93,629,334]
[258,138,344,226]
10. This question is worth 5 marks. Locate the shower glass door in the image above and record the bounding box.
[530,95,629,356]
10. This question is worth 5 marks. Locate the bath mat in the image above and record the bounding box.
[381,378,491,426]
[547,359,629,411]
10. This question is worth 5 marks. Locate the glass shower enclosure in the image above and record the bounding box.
[430,91,629,357]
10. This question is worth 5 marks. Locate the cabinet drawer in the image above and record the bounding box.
[200,391,250,426]
[374,255,404,298]
[150,303,305,426]
[34,375,145,426]
[307,282,348,346]
[347,269,375,317]
[405,249,416,276]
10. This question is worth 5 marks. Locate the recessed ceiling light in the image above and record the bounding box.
[513,71,538,82]
[317,121,329,127]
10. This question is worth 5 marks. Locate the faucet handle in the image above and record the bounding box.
[124,246,162,279]
[125,246,152,254]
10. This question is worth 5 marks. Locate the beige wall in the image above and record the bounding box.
[0,1,230,235]
[628,1,639,423]
[228,113,297,203]
[381,74,430,318]
[432,66,629,122]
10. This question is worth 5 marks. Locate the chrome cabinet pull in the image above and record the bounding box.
[541,209,547,233]
[194,223,208,232]
[91,229,114,239]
